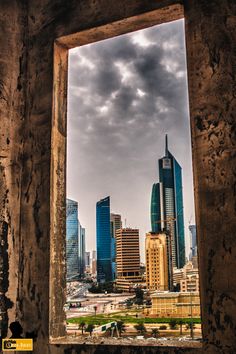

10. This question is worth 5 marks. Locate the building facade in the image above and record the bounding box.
[96,196,112,283]
[116,228,142,291]
[66,199,79,281]
[173,260,199,292]
[78,226,86,276]
[91,250,97,275]
[110,213,122,281]
[85,251,90,267]
[150,291,200,318]
[180,274,199,293]
[151,135,185,269]
[145,233,169,291]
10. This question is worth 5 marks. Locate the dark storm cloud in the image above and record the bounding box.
[67,19,194,257]
[68,22,188,141]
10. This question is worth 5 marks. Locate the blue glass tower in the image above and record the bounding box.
[150,135,186,269]
[96,196,112,283]
[66,199,79,280]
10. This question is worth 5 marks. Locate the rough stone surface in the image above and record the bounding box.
[184,1,236,353]
[0,0,235,353]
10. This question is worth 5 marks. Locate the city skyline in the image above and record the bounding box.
[67,19,195,262]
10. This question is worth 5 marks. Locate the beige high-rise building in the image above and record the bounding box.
[110,213,122,280]
[145,232,169,291]
[115,228,142,291]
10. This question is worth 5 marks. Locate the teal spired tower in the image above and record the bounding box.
[151,135,185,269]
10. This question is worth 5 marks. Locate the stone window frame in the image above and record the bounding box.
[49,3,202,350]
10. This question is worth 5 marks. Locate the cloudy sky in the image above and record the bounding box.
[67,19,195,262]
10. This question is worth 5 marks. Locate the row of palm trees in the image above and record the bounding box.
[78,320,196,337]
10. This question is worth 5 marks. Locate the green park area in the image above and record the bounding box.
[67,313,201,326]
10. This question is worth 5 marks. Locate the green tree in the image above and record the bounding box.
[86,324,95,336]
[185,323,196,330]
[134,323,147,335]
[116,321,126,337]
[93,305,97,316]
[159,325,167,330]
[151,328,160,338]
[169,319,178,330]
[134,288,144,305]
[186,322,195,339]
[79,321,86,335]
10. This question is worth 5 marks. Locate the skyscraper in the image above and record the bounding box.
[151,135,185,269]
[85,251,90,267]
[78,225,86,276]
[145,232,169,291]
[96,196,112,283]
[110,213,122,281]
[116,228,142,291]
[66,199,79,281]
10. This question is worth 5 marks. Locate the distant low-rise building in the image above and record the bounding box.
[150,291,200,318]
[173,260,199,292]
[180,274,199,293]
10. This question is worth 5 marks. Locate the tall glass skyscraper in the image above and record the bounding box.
[78,225,86,276]
[66,199,79,280]
[96,196,112,283]
[151,135,185,269]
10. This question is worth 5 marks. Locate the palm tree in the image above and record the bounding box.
[79,322,86,335]
[116,321,126,337]
[86,324,95,336]
[185,322,196,336]
[178,319,185,335]
[151,328,160,338]
[93,305,97,317]
[134,323,147,335]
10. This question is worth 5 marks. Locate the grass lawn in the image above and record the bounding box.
[67,314,201,326]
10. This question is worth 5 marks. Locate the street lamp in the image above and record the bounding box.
[190,291,194,339]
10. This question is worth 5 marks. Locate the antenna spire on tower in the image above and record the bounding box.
[165,134,168,156]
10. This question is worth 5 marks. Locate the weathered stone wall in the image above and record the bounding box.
[0,0,28,338]
[184,1,236,353]
[0,0,235,353]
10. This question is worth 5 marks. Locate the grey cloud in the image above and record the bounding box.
[67,20,194,257]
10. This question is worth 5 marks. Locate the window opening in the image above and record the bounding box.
[62,19,201,346]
